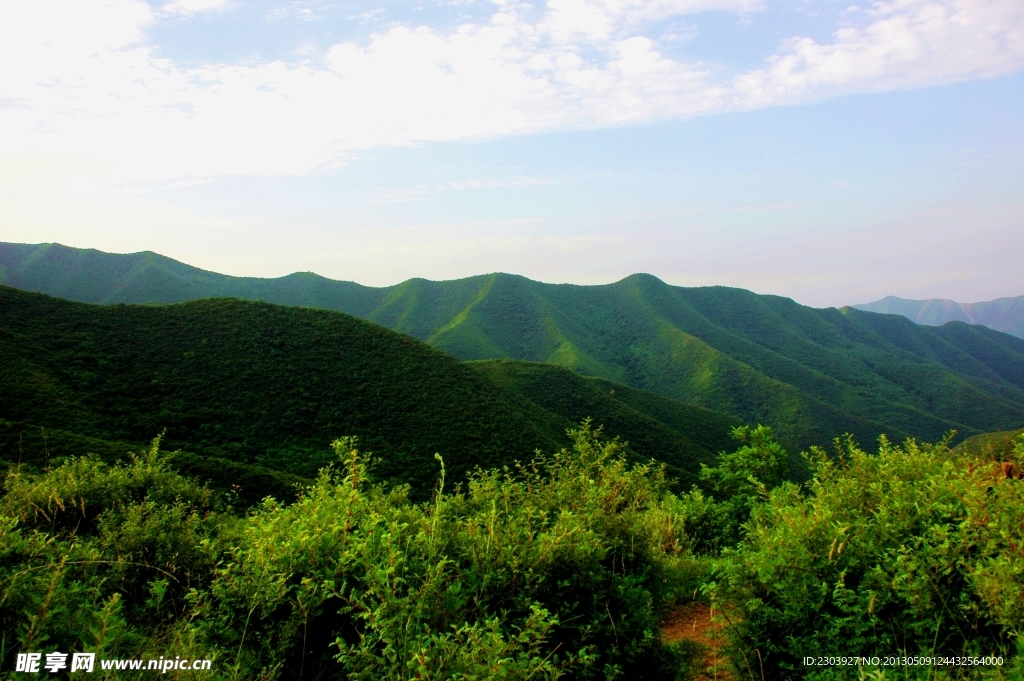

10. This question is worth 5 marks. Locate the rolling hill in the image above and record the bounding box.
[0,241,379,310]
[5,242,1024,450]
[0,285,741,497]
[853,295,1024,339]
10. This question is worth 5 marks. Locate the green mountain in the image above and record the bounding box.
[0,285,740,496]
[853,294,1024,339]
[470,359,740,463]
[0,241,380,310]
[5,242,1024,450]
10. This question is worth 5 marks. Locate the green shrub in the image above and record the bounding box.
[0,437,224,668]
[192,423,701,680]
[689,425,788,552]
[709,434,1024,679]
[9,421,1022,680]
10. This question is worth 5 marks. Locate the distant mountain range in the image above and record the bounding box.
[4,242,1024,454]
[853,295,1024,339]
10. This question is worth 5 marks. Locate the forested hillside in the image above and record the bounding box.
[5,242,1024,450]
[376,272,1024,449]
[0,285,739,496]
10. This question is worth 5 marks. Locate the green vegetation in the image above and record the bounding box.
[0,419,306,505]
[0,242,382,314]
[0,285,740,496]
[469,360,744,481]
[2,426,707,680]
[0,285,559,496]
[4,423,1023,679]
[705,430,1024,679]
[954,427,1024,460]
[6,243,1024,451]
[4,243,1024,678]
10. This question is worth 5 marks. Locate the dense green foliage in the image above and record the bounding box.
[5,242,1024,679]
[469,360,743,482]
[200,425,704,680]
[2,426,706,680]
[0,284,553,495]
[0,242,381,315]
[0,418,307,505]
[0,285,741,496]
[705,432,1024,679]
[3,413,1023,679]
[694,425,788,550]
[6,243,1024,451]
[0,437,226,672]
[378,275,1024,451]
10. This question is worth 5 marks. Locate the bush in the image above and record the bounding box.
[0,437,224,670]
[10,421,1020,680]
[193,422,703,680]
[709,433,1024,679]
[686,425,788,553]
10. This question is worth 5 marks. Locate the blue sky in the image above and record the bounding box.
[1,0,1022,306]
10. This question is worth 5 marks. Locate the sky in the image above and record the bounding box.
[1,0,1023,307]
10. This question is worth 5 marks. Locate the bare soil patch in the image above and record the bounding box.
[661,602,733,680]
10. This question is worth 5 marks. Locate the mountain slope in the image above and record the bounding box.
[853,295,1024,339]
[5,242,1024,450]
[360,273,1024,448]
[0,285,741,493]
[0,285,571,494]
[0,417,309,504]
[0,241,383,313]
[469,359,745,478]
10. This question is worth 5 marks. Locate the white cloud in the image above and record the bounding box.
[733,0,1024,106]
[266,2,322,22]
[162,0,232,15]
[541,0,761,41]
[0,0,1022,186]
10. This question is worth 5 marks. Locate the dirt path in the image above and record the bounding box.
[661,603,733,680]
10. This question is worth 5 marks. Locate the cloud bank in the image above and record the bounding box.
[1,0,1022,183]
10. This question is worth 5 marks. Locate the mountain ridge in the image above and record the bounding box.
[4,242,1024,450]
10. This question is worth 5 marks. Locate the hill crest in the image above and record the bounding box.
[5,242,1024,450]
